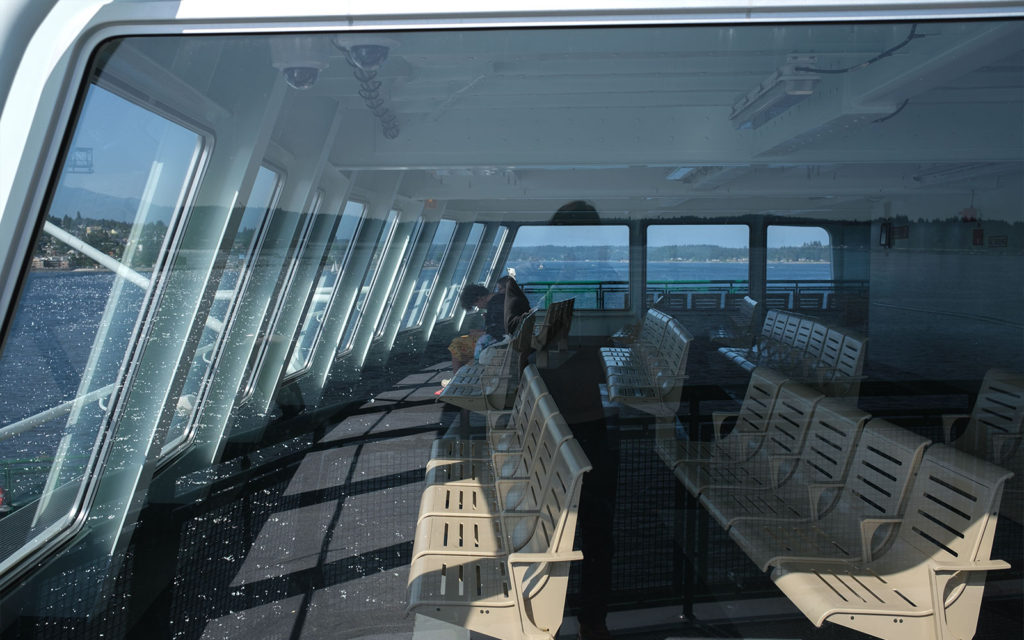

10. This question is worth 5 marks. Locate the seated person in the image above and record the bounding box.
[446,276,529,376]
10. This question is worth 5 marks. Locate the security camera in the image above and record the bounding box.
[343,44,390,71]
[281,67,321,90]
[270,36,329,90]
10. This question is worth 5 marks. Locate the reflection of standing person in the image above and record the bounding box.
[540,200,617,640]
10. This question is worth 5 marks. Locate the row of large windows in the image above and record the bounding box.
[0,76,842,586]
[0,80,512,587]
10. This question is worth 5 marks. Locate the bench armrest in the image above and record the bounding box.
[711,412,739,440]
[507,551,584,564]
[930,558,1011,573]
[860,518,902,562]
[941,414,970,444]
[768,455,800,487]
[806,483,844,520]
[989,432,1022,464]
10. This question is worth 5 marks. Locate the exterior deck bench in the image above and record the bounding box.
[698,398,869,530]
[655,366,786,470]
[407,436,591,640]
[727,418,930,571]
[772,444,1012,640]
[717,309,867,399]
[673,380,823,497]
[601,312,693,419]
[943,368,1024,525]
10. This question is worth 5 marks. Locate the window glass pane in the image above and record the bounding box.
[287,200,366,374]
[242,190,324,397]
[401,219,455,329]
[162,166,281,456]
[340,211,399,350]
[767,225,836,313]
[377,218,423,337]
[506,225,629,309]
[0,84,201,568]
[647,224,749,311]
[437,223,484,318]
[469,225,507,286]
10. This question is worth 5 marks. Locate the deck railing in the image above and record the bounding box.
[520,279,868,311]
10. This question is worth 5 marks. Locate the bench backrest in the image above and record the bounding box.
[769,311,790,343]
[498,392,564,479]
[788,398,869,487]
[760,309,780,341]
[814,328,845,375]
[961,369,1024,463]
[482,310,536,408]
[535,297,575,350]
[791,318,814,356]
[493,364,544,436]
[804,322,829,362]
[511,437,591,557]
[731,367,788,438]
[834,331,867,379]
[831,419,930,521]
[761,382,823,462]
[779,314,801,347]
[502,408,574,514]
[896,444,1012,564]
[654,319,692,398]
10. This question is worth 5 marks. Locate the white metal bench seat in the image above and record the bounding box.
[727,419,931,571]
[413,416,575,560]
[771,445,1013,640]
[655,366,786,470]
[943,368,1024,464]
[601,309,670,362]
[407,438,592,640]
[943,368,1024,525]
[424,393,566,488]
[429,365,547,465]
[718,310,867,400]
[438,310,537,413]
[675,381,823,497]
[418,398,571,521]
[698,398,869,530]
[604,318,692,418]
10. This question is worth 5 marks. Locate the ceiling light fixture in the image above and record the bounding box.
[730,55,820,130]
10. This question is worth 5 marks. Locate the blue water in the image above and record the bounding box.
[507,260,831,284]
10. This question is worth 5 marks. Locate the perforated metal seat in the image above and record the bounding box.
[728,419,930,571]
[772,445,1012,640]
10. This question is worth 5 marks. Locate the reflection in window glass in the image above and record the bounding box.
[506,225,629,309]
[437,223,484,318]
[0,84,202,569]
[401,220,455,330]
[377,218,424,337]
[767,226,835,312]
[340,211,400,351]
[161,166,281,456]
[287,200,366,375]
[646,224,749,310]
[469,225,507,287]
[242,190,324,398]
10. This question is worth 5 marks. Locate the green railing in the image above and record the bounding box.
[520,279,868,311]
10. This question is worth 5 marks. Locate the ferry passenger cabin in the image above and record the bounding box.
[0,1,1022,639]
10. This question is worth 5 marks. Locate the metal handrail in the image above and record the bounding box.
[0,384,116,443]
